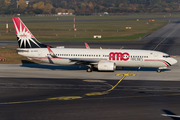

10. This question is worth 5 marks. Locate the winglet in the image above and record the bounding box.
[85,42,90,49]
[161,114,180,118]
[47,46,58,58]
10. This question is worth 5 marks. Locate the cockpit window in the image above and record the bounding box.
[163,55,170,58]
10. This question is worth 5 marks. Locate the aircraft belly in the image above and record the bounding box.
[142,61,167,67]
[32,58,73,65]
[52,59,74,65]
[115,60,167,68]
[115,61,141,67]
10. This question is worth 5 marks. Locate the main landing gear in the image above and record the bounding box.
[87,65,98,72]
[87,67,92,72]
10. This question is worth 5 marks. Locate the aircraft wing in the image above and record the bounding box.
[69,58,100,65]
[161,109,180,118]
[47,46,101,64]
[161,114,180,118]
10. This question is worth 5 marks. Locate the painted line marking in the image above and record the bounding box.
[83,80,106,83]
[83,79,113,89]
[107,75,125,92]
[47,96,82,100]
[116,74,136,76]
[0,70,136,104]
[153,28,177,50]
[2,93,180,105]
[85,91,109,96]
[120,46,124,49]
[82,93,180,101]
[107,70,134,92]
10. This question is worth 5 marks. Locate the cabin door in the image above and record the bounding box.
[154,53,158,59]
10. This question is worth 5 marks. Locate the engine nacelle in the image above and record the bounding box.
[97,61,116,71]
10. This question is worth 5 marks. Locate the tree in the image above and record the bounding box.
[88,1,94,9]
[81,2,86,10]
[94,5,100,12]
[61,1,67,8]
[1,0,180,14]
[33,3,38,9]
[55,7,63,13]
[165,7,171,12]
[38,1,45,9]
[33,8,43,14]
[5,0,11,7]
[43,3,53,13]
[18,0,27,9]
[68,9,75,13]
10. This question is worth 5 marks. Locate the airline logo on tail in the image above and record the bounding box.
[12,17,47,48]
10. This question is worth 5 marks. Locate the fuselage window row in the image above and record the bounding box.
[47,54,149,58]
[48,54,102,57]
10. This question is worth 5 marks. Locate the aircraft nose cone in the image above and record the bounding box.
[170,58,177,65]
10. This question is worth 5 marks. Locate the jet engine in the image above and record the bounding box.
[97,61,116,71]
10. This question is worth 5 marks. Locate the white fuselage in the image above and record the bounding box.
[17,48,177,69]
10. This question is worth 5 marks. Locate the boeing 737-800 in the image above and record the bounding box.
[12,17,177,72]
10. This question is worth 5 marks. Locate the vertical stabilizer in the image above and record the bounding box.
[12,17,47,48]
[85,42,90,49]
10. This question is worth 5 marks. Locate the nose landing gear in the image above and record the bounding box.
[157,69,161,73]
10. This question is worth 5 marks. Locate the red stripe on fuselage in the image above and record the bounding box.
[29,57,107,61]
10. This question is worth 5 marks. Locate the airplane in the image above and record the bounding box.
[12,17,177,72]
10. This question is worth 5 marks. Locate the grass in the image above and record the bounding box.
[0,47,34,63]
[0,46,44,64]
[0,15,169,63]
[0,13,179,21]
[0,19,168,42]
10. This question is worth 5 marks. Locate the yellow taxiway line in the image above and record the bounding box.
[0,70,136,104]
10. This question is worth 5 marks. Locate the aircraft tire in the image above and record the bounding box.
[87,68,92,72]
[157,69,161,73]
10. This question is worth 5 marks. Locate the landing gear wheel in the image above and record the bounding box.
[87,68,92,72]
[157,69,161,73]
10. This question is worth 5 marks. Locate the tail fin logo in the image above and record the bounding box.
[13,17,41,48]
